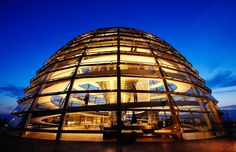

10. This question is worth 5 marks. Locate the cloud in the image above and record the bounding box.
[5,105,15,111]
[212,85,236,94]
[0,106,15,115]
[0,107,13,114]
[220,105,236,110]
[0,84,24,98]
[206,60,222,73]
[206,70,236,88]
[214,89,236,94]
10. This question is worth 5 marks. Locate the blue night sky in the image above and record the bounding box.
[0,0,236,113]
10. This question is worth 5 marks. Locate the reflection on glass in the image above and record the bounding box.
[78,64,117,76]
[48,67,75,80]
[120,46,151,54]
[86,46,117,55]
[120,64,160,77]
[39,81,70,94]
[81,55,117,65]
[73,77,117,91]
[171,95,200,107]
[166,79,196,95]
[121,92,167,103]
[121,111,172,133]
[32,94,67,111]
[54,58,78,69]
[23,86,40,97]
[31,75,47,85]
[163,68,189,81]
[27,114,60,130]
[179,112,209,132]
[63,111,115,131]
[9,27,223,141]
[121,54,155,64]
[7,114,27,128]
[13,99,33,113]
[69,92,117,107]
[121,77,163,91]
[158,58,191,72]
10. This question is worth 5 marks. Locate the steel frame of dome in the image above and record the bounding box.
[8,27,224,141]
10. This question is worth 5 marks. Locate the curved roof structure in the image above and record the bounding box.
[8,27,224,141]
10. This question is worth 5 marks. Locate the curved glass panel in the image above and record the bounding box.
[9,27,223,141]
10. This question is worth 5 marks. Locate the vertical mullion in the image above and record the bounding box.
[55,55,83,141]
[22,67,56,135]
[194,87,213,129]
[116,27,122,140]
[149,43,182,139]
[56,33,97,141]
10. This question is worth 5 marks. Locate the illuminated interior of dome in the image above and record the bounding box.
[7,27,224,141]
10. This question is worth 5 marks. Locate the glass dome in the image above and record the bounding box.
[8,27,224,141]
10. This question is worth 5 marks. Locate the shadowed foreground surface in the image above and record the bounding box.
[0,133,235,152]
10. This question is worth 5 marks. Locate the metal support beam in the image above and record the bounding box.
[55,55,82,141]
[149,43,183,139]
[116,27,122,142]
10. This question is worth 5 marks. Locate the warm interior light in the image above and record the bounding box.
[10,27,223,141]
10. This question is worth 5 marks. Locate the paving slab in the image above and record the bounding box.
[0,133,235,152]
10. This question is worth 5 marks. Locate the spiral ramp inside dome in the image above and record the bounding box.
[8,27,224,141]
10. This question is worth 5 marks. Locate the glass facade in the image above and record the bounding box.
[8,27,224,141]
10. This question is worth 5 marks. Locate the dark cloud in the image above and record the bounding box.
[0,84,24,98]
[206,71,236,88]
[0,106,16,115]
[0,106,14,114]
